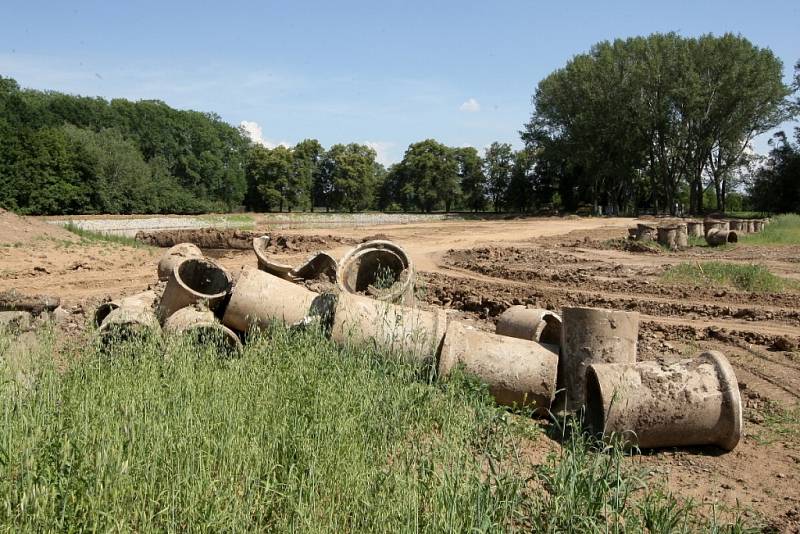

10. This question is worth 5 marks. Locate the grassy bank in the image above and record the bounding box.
[740,213,800,245]
[662,261,797,293]
[63,221,147,248]
[1,325,753,532]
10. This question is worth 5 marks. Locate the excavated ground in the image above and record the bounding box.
[2,214,799,530]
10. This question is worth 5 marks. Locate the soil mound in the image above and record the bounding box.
[0,209,76,245]
[136,228,357,251]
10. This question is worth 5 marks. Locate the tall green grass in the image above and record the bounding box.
[63,221,147,248]
[662,261,797,293]
[0,325,753,532]
[740,213,800,245]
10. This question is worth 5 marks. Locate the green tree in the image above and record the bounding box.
[293,138,324,211]
[454,147,486,212]
[483,142,514,212]
[394,139,459,212]
[322,143,377,212]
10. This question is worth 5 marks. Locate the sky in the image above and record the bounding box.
[1,0,798,166]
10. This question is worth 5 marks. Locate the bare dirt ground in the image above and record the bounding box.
[2,211,799,531]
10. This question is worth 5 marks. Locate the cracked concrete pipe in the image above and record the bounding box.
[686,221,703,238]
[292,252,338,281]
[94,290,158,327]
[584,351,743,451]
[752,220,764,233]
[98,304,160,342]
[495,305,561,345]
[747,220,756,233]
[559,306,639,411]
[337,240,414,304]
[164,305,242,351]
[728,220,745,233]
[222,268,318,332]
[635,224,657,242]
[656,225,678,250]
[329,292,446,366]
[253,236,296,280]
[705,228,738,246]
[157,258,232,321]
[439,320,558,412]
[157,243,203,281]
[703,219,729,237]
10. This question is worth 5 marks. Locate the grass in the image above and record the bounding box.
[63,221,147,248]
[740,213,800,246]
[0,323,754,532]
[199,213,255,230]
[662,261,797,293]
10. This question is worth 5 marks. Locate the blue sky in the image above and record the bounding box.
[1,0,798,165]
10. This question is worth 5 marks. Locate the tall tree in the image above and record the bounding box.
[455,147,486,212]
[293,138,324,211]
[322,143,377,212]
[394,139,459,212]
[483,142,514,212]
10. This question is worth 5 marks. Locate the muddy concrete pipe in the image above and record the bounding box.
[559,306,639,411]
[222,267,318,332]
[635,224,657,242]
[728,220,745,233]
[157,243,203,281]
[337,240,414,304]
[584,351,743,451]
[329,292,446,366]
[439,320,558,412]
[164,305,242,351]
[253,236,296,280]
[703,220,729,237]
[705,228,738,246]
[686,221,703,238]
[675,223,688,249]
[98,305,160,342]
[752,220,764,233]
[747,220,756,233]
[94,290,157,327]
[495,305,561,345]
[656,225,679,250]
[157,258,232,321]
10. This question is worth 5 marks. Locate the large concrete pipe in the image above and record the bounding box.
[495,305,561,345]
[164,305,242,351]
[656,225,678,250]
[253,236,296,280]
[157,243,203,281]
[329,292,446,366]
[746,220,756,233]
[222,268,318,332]
[98,305,160,342]
[728,220,745,233]
[293,252,338,281]
[560,307,639,411]
[94,290,157,327]
[337,240,414,304]
[439,320,558,412]
[686,221,703,238]
[635,224,657,242]
[157,258,232,321]
[705,228,738,247]
[752,220,764,233]
[704,220,729,237]
[675,223,688,249]
[584,351,743,451]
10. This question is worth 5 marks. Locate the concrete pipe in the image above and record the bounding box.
[337,240,414,304]
[627,228,637,240]
[635,224,657,242]
[675,223,688,249]
[752,220,764,233]
[705,228,738,247]
[656,225,678,250]
[164,305,242,351]
[439,320,558,412]
[329,292,447,366]
[495,305,561,345]
[292,252,337,281]
[686,221,703,238]
[222,268,318,332]
[584,351,743,451]
[747,220,756,233]
[728,220,744,233]
[559,306,639,411]
[94,290,158,327]
[98,305,160,342]
[157,243,203,281]
[703,220,729,237]
[157,258,232,321]
[253,236,296,281]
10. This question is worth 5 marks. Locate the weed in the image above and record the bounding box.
[662,261,797,293]
[740,214,800,246]
[63,221,147,248]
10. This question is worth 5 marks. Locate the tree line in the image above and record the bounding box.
[1,32,798,216]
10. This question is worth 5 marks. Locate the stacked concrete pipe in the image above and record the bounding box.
[495,305,561,345]
[705,228,738,246]
[157,257,232,321]
[584,351,742,450]
[635,224,657,242]
[157,243,203,281]
[686,221,703,238]
[728,220,745,233]
[703,219,729,236]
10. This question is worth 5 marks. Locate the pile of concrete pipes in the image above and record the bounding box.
[631,217,769,248]
[94,237,743,452]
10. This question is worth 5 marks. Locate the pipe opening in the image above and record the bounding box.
[94,302,119,327]
[539,315,561,345]
[178,259,230,296]
[583,367,606,436]
[727,231,738,243]
[343,249,406,294]
[182,324,241,353]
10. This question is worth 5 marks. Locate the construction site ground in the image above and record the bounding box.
[2,211,799,530]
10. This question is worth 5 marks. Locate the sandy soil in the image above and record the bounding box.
[2,212,799,531]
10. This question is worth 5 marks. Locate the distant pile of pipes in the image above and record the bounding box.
[629,217,769,249]
[95,238,743,452]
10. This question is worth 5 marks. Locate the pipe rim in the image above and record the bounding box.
[698,351,743,451]
[172,257,231,301]
[252,236,294,275]
[337,240,413,301]
[176,322,243,351]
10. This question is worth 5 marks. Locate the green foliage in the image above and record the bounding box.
[321,143,378,212]
[740,213,800,245]
[61,222,148,248]
[749,131,800,214]
[662,261,796,293]
[484,142,514,212]
[455,147,487,212]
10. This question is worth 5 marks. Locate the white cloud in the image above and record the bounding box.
[459,98,481,113]
[363,141,395,166]
[239,120,290,149]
